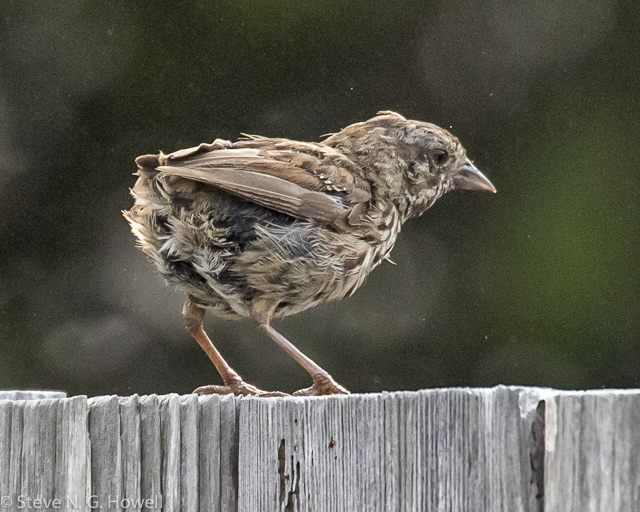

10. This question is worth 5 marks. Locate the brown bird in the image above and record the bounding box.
[124,111,495,396]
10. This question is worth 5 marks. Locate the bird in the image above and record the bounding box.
[123,111,495,397]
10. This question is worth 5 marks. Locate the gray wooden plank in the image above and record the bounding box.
[219,394,238,512]
[55,396,90,511]
[236,387,546,512]
[197,394,223,512]
[2,400,23,508]
[544,390,640,512]
[20,399,60,509]
[0,400,13,500]
[0,391,66,400]
[179,395,199,512]
[159,394,182,511]
[237,394,398,512]
[139,395,162,512]
[119,395,142,512]
[88,395,123,511]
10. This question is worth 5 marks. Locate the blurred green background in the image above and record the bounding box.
[1,0,638,397]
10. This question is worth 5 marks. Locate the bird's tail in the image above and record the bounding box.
[134,153,163,179]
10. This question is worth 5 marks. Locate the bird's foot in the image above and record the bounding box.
[293,373,350,396]
[194,378,288,397]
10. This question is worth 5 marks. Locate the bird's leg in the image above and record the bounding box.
[183,296,287,397]
[260,324,349,396]
[252,298,349,396]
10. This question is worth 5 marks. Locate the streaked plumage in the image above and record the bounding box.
[124,111,495,396]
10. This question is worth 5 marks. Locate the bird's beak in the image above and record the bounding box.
[452,160,496,193]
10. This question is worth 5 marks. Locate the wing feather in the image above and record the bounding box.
[156,165,349,225]
[137,138,372,227]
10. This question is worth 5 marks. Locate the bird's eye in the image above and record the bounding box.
[433,149,449,165]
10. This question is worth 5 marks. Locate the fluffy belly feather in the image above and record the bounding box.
[125,174,394,320]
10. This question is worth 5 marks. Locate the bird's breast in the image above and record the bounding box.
[338,203,403,297]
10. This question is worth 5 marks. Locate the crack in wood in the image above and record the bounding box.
[277,438,300,511]
[530,400,546,512]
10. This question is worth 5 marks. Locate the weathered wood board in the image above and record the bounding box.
[1,387,638,511]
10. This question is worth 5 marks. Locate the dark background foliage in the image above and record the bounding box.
[1,0,638,397]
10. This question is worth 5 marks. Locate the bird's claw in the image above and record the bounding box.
[293,373,350,396]
[194,381,288,397]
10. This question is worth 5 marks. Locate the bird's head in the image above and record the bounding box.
[325,111,496,218]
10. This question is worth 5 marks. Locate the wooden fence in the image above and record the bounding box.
[0,387,638,511]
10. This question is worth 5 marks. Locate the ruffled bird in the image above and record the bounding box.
[124,111,495,396]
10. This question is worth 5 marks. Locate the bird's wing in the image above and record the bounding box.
[138,138,371,227]
[156,164,350,225]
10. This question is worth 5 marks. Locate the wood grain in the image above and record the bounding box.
[1,388,639,511]
[236,387,545,512]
